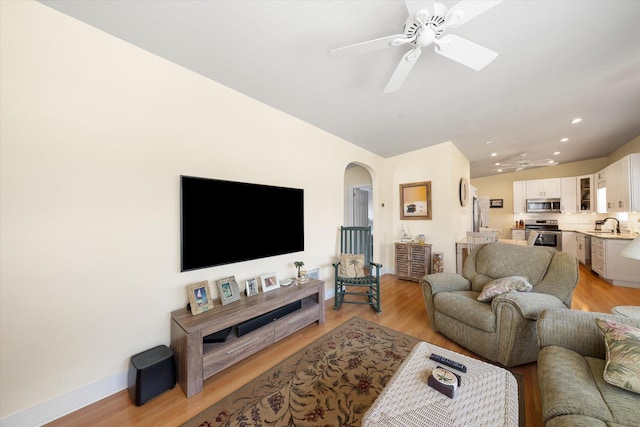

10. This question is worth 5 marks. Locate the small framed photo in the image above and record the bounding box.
[306,268,319,281]
[245,278,259,297]
[260,272,280,293]
[216,276,241,306]
[187,280,214,315]
[490,198,504,208]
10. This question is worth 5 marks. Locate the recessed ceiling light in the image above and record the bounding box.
[495,162,501,166]
[485,140,493,144]
[548,160,555,164]
[560,138,569,142]
[491,153,497,157]
[497,169,503,172]
[570,118,582,124]
[553,151,560,155]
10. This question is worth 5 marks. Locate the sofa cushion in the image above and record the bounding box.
[477,276,532,302]
[538,346,614,424]
[434,291,496,332]
[539,344,640,427]
[472,242,553,289]
[584,357,640,426]
[595,318,640,395]
[545,414,610,427]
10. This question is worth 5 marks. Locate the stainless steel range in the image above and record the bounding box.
[525,219,562,251]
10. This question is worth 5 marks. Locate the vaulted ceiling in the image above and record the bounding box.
[41,0,640,177]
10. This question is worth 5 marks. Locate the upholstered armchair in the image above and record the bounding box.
[537,309,640,426]
[420,241,579,367]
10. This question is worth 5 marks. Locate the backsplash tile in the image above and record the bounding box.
[513,212,639,234]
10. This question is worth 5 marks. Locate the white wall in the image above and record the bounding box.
[382,142,470,273]
[0,2,469,424]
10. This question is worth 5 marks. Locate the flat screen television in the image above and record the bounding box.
[180,175,304,271]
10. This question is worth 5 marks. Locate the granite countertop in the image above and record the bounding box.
[572,230,637,240]
[456,238,527,246]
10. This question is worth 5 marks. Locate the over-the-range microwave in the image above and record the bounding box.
[526,198,561,213]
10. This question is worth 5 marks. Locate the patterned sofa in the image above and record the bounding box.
[420,241,579,367]
[537,309,640,427]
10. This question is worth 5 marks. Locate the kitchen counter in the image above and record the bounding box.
[456,238,528,246]
[573,230,637,240]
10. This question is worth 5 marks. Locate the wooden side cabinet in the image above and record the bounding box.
[171,279,325,398]
[395,242,432,282]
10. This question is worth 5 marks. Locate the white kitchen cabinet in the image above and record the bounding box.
[590,236,640,287]
[606,154,640,213]
[561,177,577,213]
[562,231,577,257]
[526,178,562,199]
[606,239,640,286]
[512,229,525,240]
[596,166,608,213]
[576,174,595,213]
[513,181,526,214]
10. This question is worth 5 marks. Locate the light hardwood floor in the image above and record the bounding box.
[47,264,640,427]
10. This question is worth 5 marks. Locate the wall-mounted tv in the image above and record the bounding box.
[180,175,304,272]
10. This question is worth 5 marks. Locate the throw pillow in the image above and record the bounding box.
[477,276,532,302]
[595,318,640,394]
[339,254,365,278]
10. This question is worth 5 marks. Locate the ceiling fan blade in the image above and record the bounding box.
[384,48,422,93]
[434,34,498,71]
[331,34,408,58]
[405,0,433,19]
[445,0,503,28]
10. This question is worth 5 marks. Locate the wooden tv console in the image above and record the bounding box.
[170,279,325,397]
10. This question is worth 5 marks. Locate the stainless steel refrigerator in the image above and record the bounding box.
[472,194,489,232]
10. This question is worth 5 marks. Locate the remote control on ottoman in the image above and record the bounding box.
[429,353,467,373]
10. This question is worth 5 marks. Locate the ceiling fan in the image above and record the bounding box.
[331,0,503,93]
[497,153,559,172]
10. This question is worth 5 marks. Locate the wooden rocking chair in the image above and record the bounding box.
[333,226,382,312]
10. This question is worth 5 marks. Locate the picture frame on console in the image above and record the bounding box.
[245,278,259,297]
[187,280,214,315]
[306,268,319,281]
[260,273,280,293]
[216,276,241,306]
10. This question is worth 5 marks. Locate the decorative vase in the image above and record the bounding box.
[433,252,444,273]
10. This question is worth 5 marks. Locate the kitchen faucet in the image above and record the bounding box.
[602,217,621,234]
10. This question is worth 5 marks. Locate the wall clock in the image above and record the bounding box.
[459,178,469,207]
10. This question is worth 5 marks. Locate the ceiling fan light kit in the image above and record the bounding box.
[498,153,559,172]
[331,0,503,92]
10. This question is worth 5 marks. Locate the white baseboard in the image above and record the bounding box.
[324,286,335,301]
[2,278,375,427]
[0,371,128,427]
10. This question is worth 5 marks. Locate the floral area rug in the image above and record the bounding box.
[180,317,420,427]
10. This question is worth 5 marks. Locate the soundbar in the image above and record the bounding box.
[237,300,302,337]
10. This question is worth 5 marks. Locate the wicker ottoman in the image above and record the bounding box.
[362,342,519,427]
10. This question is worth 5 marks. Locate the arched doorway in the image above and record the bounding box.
[344,163,373,228]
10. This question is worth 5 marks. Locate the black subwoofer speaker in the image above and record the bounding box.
[127,345,176,406]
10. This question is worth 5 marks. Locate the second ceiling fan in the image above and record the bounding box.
[331,1,503,93]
